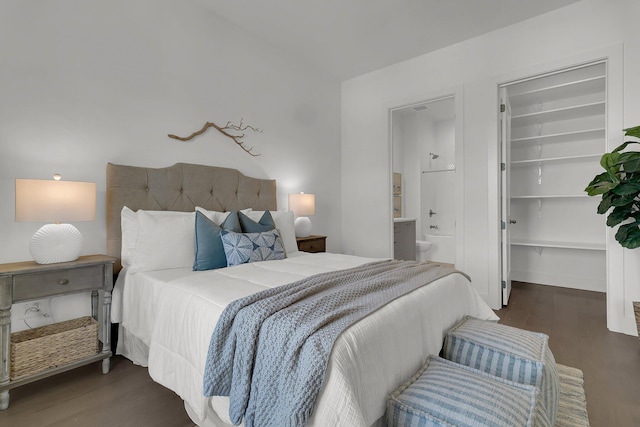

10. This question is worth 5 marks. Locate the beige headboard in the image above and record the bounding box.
[106,162,277,272]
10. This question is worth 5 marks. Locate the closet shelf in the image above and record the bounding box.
[511,153,602,167]
[511,101,605,126]
[511,128,605,145]
[509,76,605,109]
[511,194,592,199]
[511,238,605,251]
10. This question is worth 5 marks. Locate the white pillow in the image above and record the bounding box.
[120,206,138,269]
[247,210,298,255]
[121,207,195,272]
[195,206,233,225]
[195,207,253,224]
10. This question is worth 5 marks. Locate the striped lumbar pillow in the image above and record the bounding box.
[442,316,559,426]
[387,355,551,427]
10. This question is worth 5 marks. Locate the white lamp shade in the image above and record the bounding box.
[16,178,96,264]
[288,193,315,217]
[16,179,96,222]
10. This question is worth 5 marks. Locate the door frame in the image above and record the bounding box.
[387,86,464,269]
[499,87,512,305]
[489,45,627,331]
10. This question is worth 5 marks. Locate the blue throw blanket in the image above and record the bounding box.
[203,259,462,427]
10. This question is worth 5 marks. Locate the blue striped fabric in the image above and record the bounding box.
[442,317,559,426]
[387,356,551,427]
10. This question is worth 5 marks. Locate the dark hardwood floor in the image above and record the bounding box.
[1,281,638,426]
[0,356,194,427]
[497,281,640,427]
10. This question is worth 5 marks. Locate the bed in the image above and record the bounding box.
[106,162,498,427]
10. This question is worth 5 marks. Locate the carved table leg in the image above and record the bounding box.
[0,391,8,411]
[101,289,112,374]
[91,289,98,320]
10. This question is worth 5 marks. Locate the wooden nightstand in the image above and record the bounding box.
[0,254,115,410]
[296,235,327,253]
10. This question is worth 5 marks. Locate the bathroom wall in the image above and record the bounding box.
[421,118,456,238]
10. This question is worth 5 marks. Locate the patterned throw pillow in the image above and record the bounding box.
[221,229,285,266]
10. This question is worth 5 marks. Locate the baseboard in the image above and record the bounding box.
[512,270,605,293]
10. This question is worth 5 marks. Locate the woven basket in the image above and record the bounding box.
[634,302,640,339]
[10,316,98,381]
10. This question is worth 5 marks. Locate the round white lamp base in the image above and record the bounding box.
[29,223,83,264]
[294,217,312,238]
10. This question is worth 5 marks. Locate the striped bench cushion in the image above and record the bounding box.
[442,316,559,426]
[387,355,551,427]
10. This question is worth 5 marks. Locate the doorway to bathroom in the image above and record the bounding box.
[390,94,461,267]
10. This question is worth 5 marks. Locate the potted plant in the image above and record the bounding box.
[585,125,640,336]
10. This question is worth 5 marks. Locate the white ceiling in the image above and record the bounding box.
[196,0,582,81]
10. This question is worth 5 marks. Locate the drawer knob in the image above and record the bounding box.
[58,278,70,285]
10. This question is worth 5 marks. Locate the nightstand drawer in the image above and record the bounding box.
[13,265,104,301]
[296,236,326,253]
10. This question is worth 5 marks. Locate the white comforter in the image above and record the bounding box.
[114,252,497,427]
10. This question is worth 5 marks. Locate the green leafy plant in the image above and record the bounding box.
[585,125,640,249]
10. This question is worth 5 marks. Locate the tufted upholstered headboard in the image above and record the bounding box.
[106,162,277,272]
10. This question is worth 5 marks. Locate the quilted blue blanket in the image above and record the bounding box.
[203,259,461,427]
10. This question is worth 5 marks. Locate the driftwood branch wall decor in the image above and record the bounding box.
[168,119,262,156]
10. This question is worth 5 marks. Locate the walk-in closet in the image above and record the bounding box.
[501,61,607,299]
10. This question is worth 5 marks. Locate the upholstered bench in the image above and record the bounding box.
[387,355,551,427]
[442,316,559,426]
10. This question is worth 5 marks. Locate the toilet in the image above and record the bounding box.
[416,234,432,262]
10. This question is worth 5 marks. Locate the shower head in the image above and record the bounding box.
[429,152,439,159]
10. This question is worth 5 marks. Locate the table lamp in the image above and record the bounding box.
[15,176,96,264]
[288,192,315,238]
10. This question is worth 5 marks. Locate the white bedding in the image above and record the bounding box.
[114,252,497,427]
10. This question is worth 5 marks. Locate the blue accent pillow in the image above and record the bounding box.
[193,211,242,271]
[220,229,285,266]
[238,210,276,233]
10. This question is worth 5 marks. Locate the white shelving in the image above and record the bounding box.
[511,128,605,145]
[511,238,605,251]
[511,101,605,127]
[511,194,590,199]
[511,153,602,168]
[509,76,605,109]
[505,61,607,291]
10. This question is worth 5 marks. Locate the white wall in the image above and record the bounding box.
[391,112,406,216]
[402,116,421,235]
[392,110,421,225]
[1,1,342,328]
[342,0,640,335]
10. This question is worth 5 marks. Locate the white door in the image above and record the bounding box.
[500,87,512,305]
